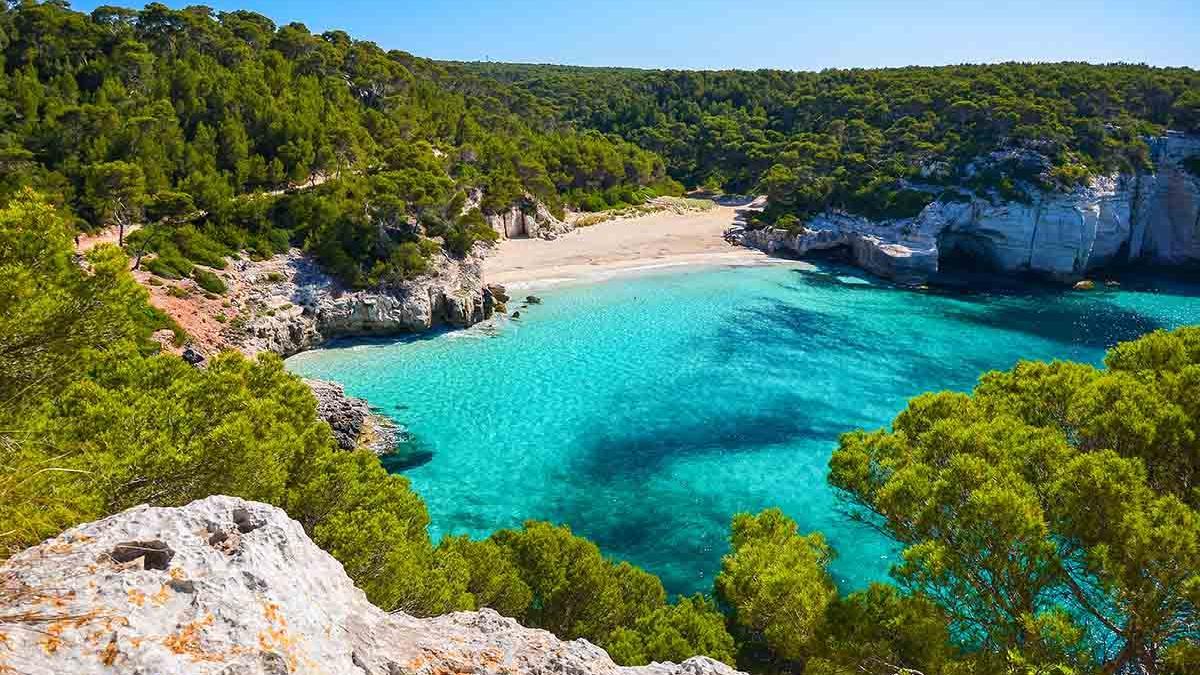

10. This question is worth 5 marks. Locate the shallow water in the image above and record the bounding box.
[286,262,1200,596]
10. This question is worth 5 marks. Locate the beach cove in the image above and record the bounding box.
[287,258,1200,595]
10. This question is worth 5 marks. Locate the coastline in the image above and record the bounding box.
[491,250,790,290]
[484,198,775,288]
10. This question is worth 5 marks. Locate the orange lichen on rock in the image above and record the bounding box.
[126,589,146,608]
[162,613,216,660]
[99,634,119,666]
[40,623,64,654]
[257,601,300,670]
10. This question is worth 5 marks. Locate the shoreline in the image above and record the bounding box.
[484,198,772,289]
[490,249,791,290]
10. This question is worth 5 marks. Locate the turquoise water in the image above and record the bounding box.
[286,262,1200,596]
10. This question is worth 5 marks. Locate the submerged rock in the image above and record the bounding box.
[0,496,743,675]
[730,132,1200,285]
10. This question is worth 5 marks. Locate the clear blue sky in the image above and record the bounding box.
[71,0,1200,70]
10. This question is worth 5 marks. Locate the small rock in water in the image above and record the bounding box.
[1073,280,1096,291]
[525,295,542,305]
[512,311,521,319]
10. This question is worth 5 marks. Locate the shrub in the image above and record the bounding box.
[192,268,227,295]
[574,193,606,212]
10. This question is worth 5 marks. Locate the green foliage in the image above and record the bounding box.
[0,1,663,285]
[191,267,226,294]
[463,61,1199,225]
[486,520,737,666]
[829,327,1200,674]
[82,160,146,232]
[434,535,533,619]
[490,521,665,643]
[606,595,737,667]
[715,508,838,664]
[0,189,148,407]
[805,583,959,675]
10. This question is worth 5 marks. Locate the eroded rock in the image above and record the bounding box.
[0,496,743,675]
[730,132,1200,285]
[225,249,497,357]
[306,378,398,455]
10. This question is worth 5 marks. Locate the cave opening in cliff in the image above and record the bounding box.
[936,230,1003,277]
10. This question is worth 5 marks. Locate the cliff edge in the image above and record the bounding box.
[728,132,1200,285]
[0,496,741,675]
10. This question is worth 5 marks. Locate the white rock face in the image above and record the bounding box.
[733,133,1200,285]
[477,193,573,241]
[226,249,502,357]
[0,496,742,675]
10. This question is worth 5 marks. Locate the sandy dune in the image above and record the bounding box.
[484,198,775,287]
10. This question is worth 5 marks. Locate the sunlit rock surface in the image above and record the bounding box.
[227,249,501,357]
[733,133,1200,285]
[0,496,742,675]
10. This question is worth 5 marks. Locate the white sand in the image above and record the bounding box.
[484,199,777,288]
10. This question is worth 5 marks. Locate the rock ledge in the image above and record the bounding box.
[0,496,742,675]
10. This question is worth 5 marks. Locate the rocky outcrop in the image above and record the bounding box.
[225,249,504,357]
[305,379,398,455]
[471,190,573,240]
[729,132,1200,285]
[0,496,742,675]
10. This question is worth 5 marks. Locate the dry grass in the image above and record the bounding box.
[572,196,715,228]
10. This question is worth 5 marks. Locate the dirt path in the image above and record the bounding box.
[74,223,141,253]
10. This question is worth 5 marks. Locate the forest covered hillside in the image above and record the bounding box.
[2,3,1199,673]
[457,61,1200,222]
[0,1,674,286]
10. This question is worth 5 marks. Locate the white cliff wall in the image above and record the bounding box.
[733,133,1200,285]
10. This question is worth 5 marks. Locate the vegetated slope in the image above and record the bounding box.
[457,61,1200,221]
[3,185,1198,674]
[0,2,677,287]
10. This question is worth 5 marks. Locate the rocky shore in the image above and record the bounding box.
[727,132,1200,285]
[225,248,503,358]
[305,379,400,455]
[0,496,741,675]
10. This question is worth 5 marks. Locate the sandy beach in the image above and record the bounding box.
[484,198,776,287]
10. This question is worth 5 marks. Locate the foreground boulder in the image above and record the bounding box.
[0,496,742,675]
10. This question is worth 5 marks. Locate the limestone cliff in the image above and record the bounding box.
[305,378,399,455]
[0,496,741,675]
[729,132,1200,285]
[225,249,502,358]
[469,189,574,240]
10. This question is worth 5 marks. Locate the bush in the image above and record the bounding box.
[579,193,609,212]
[715,508,837,663]
[192,268,227,294]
